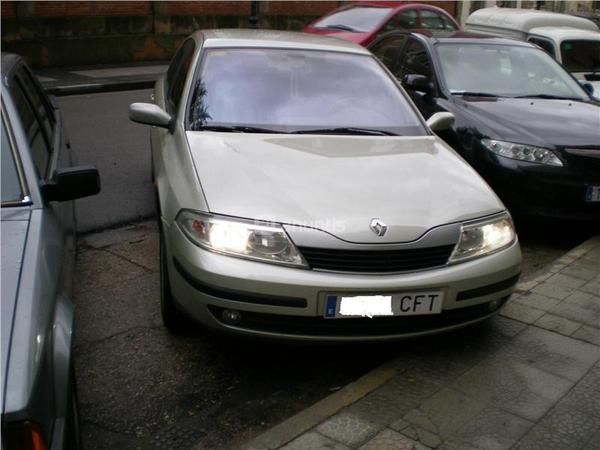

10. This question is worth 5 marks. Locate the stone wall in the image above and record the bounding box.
[1,1,458,68]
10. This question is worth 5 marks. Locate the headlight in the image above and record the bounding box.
[481,139,563,167]
[176,210,307,267]
[450,214,516,262]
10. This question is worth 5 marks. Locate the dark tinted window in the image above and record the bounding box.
[380,10,418,34]
[399,39,432,81]
[167,39,195,114]
[1,116,23,204]
[188,48,425,136]
[19,68,55,139]
[560,40,600,72]
[9,82,50,177]
[397,10,418,29]
[312,6,392,32]
[420,10,456,31]
[528,37,556,57]
[371,36,407,79]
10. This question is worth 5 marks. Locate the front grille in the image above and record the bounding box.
[209,300,507,337]
[298,245,455,273]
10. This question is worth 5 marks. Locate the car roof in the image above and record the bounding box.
[193,29,371,54]
[388,31,535,47]
[529,26,600,41]
[465,7,599,32]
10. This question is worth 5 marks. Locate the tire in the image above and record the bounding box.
[159,224,187,331]
[65,366,82,450]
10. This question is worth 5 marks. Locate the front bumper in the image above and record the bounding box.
[166,222,522,341]
[475,151,600,221]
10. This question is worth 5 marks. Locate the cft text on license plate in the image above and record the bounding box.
[324,291,443,319]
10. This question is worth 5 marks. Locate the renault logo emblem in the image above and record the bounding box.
[370,218,388,237]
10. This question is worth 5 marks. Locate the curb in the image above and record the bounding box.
[242,358,407,450]
[512,234,600,294]
[44,79,155,96]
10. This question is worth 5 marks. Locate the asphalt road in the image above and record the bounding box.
[62,89,596,449]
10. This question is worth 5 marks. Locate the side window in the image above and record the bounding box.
[380,10,417,35]
[166,39,196,115]
[19,68,55,139]
[9,82,51,177]
[371,37,407,79]
[399,39,433,81]
[440,14,458,31]
[420,11,449,31]
[396,10,418,29]
[528,37,556,58]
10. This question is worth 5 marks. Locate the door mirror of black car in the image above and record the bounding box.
[42,166,101,202]
[427,112,455,132]
[129,103,172,129]
[580,82,595,96]
[403,74,434,95]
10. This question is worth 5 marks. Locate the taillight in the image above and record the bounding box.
[3,421,47,450]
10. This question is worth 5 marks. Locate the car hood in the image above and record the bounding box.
[1,209,30,414]
[186,133,504,243]
[453,97,600,147]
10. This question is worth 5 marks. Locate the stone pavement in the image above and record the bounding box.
[247,235,600,450]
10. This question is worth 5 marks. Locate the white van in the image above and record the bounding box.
[465,8,600,96]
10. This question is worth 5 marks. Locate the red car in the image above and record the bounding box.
[304,2,459,46]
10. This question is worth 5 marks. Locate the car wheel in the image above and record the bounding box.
[159,224,187,331]
[65,366,82,450]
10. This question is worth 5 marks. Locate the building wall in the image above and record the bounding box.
[1,1,457,68]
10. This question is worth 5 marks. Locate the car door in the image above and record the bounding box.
[10,63,77,293]
[151,38,197,223]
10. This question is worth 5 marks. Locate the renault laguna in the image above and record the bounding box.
[129,30,521,341]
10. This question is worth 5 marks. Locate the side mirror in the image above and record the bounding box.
[129,102,172,129]
[427,112,455,132]
[42,166,101,202]
[580,82,595,96]
[403,74,434,95]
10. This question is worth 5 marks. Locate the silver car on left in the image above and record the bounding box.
[1,53,100,450]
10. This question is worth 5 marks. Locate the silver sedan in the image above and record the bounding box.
[130,30,521,341]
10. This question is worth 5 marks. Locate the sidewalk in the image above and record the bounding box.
[36,61,168,95]
[245,235,600,450]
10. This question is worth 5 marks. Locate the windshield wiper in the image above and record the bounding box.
[324,24,358,32]
[196,125,281,133]
[293,127,398,136]
[451,92,498,97]
[511,94,582,101]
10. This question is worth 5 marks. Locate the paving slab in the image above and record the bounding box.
[245,233,600,450]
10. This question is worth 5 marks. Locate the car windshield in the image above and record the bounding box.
[188,48,426,136]
[1,117,24,205]
[312,6,392,33]
[436,43,589,100]
[560,40,600,72]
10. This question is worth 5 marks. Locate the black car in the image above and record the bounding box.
[369,31,600,221]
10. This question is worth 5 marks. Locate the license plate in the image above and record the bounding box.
[324,291,443,319]
[586,186,600,202]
